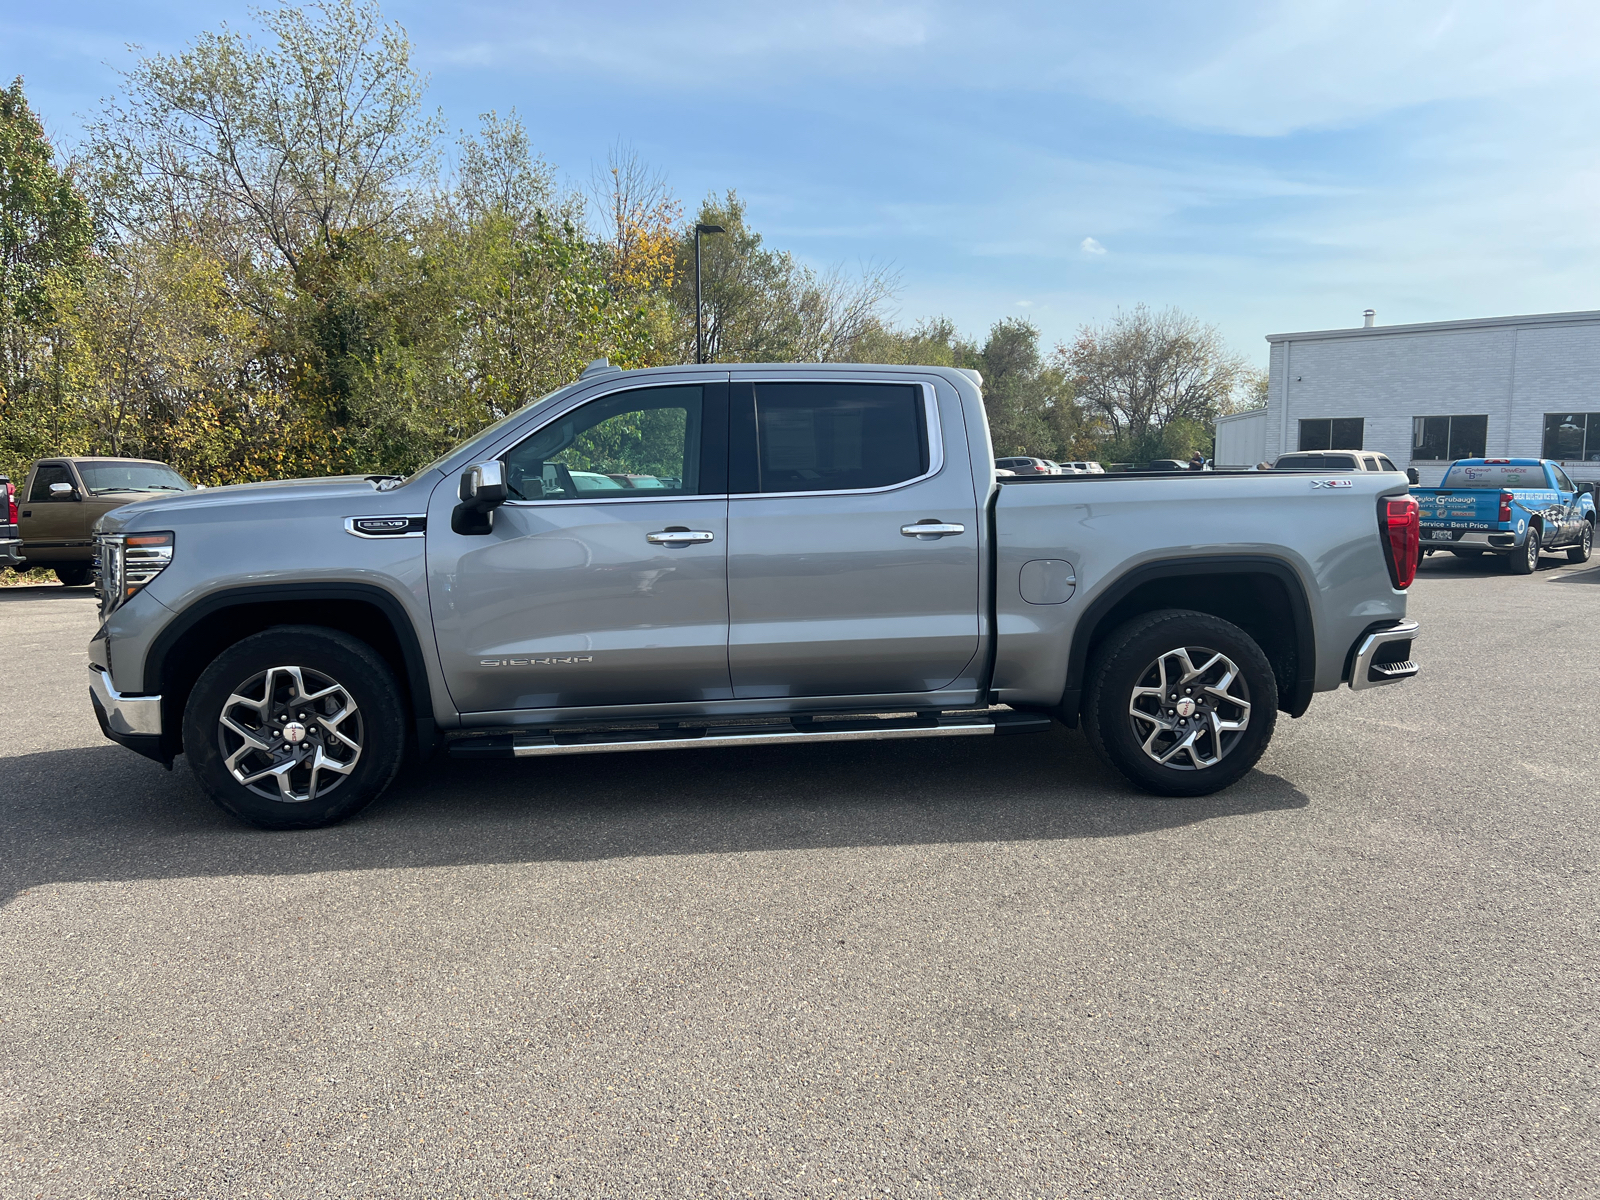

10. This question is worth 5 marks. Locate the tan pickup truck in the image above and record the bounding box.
[16,457,194,585]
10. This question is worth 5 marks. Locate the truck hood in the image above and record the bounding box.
[94,474,432,535]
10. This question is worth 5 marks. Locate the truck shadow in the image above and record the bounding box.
[0,727,1309,907]
[1416,554,1581,580]
[0,584,97,601]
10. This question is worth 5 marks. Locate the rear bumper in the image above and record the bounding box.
[1421,529,1518,551]
[0,536,22,568]
[1348,620,1420,690]
[88,664,170,765]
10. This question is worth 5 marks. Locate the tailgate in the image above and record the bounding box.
[1415,489,1499,530]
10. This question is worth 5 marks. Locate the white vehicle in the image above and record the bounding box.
[1064,461,1105,474]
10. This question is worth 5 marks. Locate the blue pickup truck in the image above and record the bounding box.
[1415,458,1595,573]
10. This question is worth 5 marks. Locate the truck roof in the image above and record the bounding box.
[33,456,171,466]
[1446,458,1545,467]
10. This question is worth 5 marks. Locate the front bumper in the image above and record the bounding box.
[1348,619,1420,690]
[88,664,170,766]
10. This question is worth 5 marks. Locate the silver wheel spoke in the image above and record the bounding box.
[1127,642,1252,772]
[217,662,363,804]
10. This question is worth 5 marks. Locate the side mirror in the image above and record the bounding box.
[49,482,76,499]
[452,460,508,535]
[1406,468,1420,486]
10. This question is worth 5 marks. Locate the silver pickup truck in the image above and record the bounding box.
[87,363,1422,829]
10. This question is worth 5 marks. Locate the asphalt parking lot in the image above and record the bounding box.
[2,552,1597,1199]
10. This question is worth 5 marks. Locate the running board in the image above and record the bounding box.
[448,710,1053,760]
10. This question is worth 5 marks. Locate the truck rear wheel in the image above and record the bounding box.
[1509,525,1541,575]
[1082,609,1278,797]
[55,565,92,587]
[1569,521,1593,564]
[182,625,406,830]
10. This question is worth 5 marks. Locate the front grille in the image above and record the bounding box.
[95,536,123,615]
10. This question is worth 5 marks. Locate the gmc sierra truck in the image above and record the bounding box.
[86,362,1422,829]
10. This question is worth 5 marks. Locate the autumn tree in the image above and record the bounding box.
[1059,304,1249,462]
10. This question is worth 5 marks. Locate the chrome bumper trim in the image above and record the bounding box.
[88,665,163,736]
[1422,531,1513,548]
[1349,620,1421,691]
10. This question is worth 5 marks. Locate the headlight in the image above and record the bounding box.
[96,532,174,613]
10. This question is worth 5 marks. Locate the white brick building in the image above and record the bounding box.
[1264,309,1600,486]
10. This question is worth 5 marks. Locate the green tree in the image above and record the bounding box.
[676,191,895,364]
[0,76,94,478]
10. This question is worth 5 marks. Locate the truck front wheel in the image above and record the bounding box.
[1083,609,1278,797]
[182,625,407,830]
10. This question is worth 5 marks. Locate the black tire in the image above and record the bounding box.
[55,565,91,586]
[1449,549,1484,558]
[182,625,406,829]
[1568,521,1593,564]
[1082,609,1278,797]
[1509,524,1541,574]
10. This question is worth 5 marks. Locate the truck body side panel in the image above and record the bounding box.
[991,473,1410,706]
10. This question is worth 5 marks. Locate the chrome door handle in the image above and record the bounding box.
[901,522,965,539]
[646,529,715,545]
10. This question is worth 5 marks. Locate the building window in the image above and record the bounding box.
[1298,417,1364,451]
[1542,413,1600,462]
[1412,414,1487,461]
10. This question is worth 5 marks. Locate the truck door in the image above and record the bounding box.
[427,380,733,715]
[724,376,981,700]
[21,462,90,550]
[1550,464,1580,542]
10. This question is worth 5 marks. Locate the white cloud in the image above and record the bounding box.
[1080,237,1107,256]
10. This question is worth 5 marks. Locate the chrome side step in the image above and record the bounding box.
[448,710,1052,760]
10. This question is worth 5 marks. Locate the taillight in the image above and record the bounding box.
[1381,495,1419,589]
[5,481,15,526]
[1498,491,1512,523]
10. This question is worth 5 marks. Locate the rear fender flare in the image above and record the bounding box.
[1057,555,1317,723]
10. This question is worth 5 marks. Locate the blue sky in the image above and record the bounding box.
[6,0,1599,366]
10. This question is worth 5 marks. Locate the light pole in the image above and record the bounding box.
[694,222,725,365]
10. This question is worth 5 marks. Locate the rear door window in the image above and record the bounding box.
[733,382,929,494]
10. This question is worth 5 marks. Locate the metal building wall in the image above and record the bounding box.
[1264,311,1600,486]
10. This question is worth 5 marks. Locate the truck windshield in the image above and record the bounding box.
[1440,463,1549,489]
[76,462,192,494]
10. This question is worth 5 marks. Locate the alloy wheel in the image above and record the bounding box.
[217,665,363,802]
[1128,645,1252,770]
